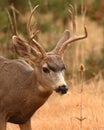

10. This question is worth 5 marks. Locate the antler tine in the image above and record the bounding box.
[58,26,87,55]
[6,5,19,36]
[27,5,39,38]
[27,5,47,59]
[58,5,88,56]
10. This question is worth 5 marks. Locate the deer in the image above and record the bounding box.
[0,5,87,130]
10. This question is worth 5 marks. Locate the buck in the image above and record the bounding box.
[0,5,87,130]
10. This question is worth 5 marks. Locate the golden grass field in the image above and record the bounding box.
[7,78,104,130]
[31,79,104,130]
[4,15,104,130]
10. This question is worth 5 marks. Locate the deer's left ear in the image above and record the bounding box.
[52,30,70,54]
[57,30,70,45]
[12,35,41,60]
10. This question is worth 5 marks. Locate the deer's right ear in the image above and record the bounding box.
[12,35,31,57]
[12,35,40,59]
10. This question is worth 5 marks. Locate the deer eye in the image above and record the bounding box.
[42,67,50,73]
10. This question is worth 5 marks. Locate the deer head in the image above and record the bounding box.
[12,5,87,95]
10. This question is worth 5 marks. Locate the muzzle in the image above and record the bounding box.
[55,85,68,95]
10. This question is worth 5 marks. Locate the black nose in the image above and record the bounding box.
[55,85,68,94]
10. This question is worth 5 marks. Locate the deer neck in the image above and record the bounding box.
[30,70,53,99]
[37,84,53,98]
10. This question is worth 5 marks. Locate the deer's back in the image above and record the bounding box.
[0,56,35,96]
[0,56,33,84]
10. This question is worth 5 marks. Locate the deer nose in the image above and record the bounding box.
[55,85,68,94]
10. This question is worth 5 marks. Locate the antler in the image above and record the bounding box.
[53,5,88,56]
[27,5,47,59]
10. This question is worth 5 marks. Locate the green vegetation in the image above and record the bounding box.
[0,0,104,80]
[87,0,104,25]
[85,43,104,80]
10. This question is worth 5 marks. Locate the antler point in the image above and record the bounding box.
[84,26,88,37]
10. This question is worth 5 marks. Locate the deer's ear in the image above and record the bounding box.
[52,30,70,54]
[12,35,40,59]
[57,30,70,46]
[12,35,31,57]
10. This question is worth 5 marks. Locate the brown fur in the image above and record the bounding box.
[0,56,53,130]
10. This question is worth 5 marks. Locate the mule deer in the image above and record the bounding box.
[0,5,87,130]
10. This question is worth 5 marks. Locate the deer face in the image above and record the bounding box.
[12,36,68,95]
[36,54,68,94]
[12,5,87,95]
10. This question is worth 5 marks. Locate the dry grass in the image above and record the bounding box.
[7,78,104,130]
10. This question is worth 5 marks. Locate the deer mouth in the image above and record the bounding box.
[55,85,68,95]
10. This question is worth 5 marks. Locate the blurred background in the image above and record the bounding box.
[0,1,104,129]
[0,0,104,82]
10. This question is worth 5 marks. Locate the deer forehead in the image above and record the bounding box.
[43,54,65,72]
